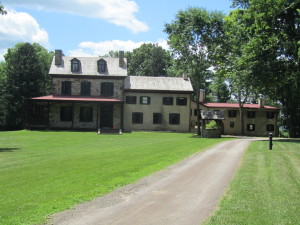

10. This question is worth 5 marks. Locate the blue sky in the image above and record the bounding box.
[0,0,232,60]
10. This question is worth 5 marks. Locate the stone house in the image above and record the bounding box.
[124,76,193,132]
[191,99,280,136]
[28,50,279,136]
[28,50,193,132]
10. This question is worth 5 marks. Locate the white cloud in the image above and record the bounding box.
[0,9,49,61]
[7,0,149,33]
[68,39,170,57]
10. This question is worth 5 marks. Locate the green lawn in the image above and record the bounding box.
[205,139,300,225]
[0,130,229,225]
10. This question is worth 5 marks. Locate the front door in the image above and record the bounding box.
[100,105,113,128]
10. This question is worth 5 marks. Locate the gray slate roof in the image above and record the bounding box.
[49,56,127,76]
[124,76,194,92]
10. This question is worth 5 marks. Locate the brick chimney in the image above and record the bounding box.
[199,89,205,103]
[55,50,63,65]
[258,98,265,108]
[182,72,188,80]
[119,51,125,67]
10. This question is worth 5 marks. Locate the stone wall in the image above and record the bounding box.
[52,78,124,100]
[49,103,122,130]
[124,92,191,132]
[202,129,221,138]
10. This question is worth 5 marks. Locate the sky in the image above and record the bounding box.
[0,0,233,61]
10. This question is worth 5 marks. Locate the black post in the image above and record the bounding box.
[269,133,273,150]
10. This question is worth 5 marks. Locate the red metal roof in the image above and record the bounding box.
[201,102,279,110]
[31,95,123,103]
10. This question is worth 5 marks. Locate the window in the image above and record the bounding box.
[153,113,162,124]
[140,96,151,105]
[126,96,137,104]
[60,106,72,121]
[163,97,173,105]
[247,124,255,131]
[61,81,71,95]
[80,82,91,96]
[230,122,234,128]
[169,113,180,125]
[101,82,114,97]
[132,112,143,124]
[267,111,275,119]
[266,124,275,132]
[98,59,107,73]
[247,111,256,118]
[176,97,187,106]
[71,58,80,72]
[80,107,93,122]
[228,110,237,118]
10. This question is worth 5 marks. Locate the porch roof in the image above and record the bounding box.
[31,95,123,103]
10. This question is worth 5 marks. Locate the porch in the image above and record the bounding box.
[27,95,124,131]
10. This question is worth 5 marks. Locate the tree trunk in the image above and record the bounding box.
[239,103,244,136]
[196,90,201,136]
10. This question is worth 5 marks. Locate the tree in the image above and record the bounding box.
[208,76,231,103]
[100,50,120,58]
[3,43,53,130]
[0,2,7,15]
[228,0,300,137]
[0,62,7,129]
[127,43,172,76]
[165,8,225,135]
[213,8,258,135]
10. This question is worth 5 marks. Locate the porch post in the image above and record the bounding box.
[72,103,75,128]
[46,102,50,128]
[97,103,100,130]
[121,103,124,130]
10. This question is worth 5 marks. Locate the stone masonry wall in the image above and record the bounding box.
[52,78,124,100]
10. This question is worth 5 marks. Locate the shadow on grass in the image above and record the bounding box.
[257,139,300,144]
[0,148,20,152]
[189,135,233,139]
[274,139,300,144]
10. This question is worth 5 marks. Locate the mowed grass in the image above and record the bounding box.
[0,130,230,225]
[205,139,300,225]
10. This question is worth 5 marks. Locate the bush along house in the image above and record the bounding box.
[27,50,194,132]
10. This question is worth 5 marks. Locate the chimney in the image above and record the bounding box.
[199,89,205,103]
[55,49,63,65]
[182,72,188,80]
[258,98,265,108]
[119,51,125,67]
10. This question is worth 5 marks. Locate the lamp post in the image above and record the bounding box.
[269,133,273,150]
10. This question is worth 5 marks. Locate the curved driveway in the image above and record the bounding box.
[49,138,253,225]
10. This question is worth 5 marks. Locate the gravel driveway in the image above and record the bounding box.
[48,138,253,225]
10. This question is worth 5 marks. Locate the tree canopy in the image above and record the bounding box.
[127,43,172,76]
[1,43,53,130]
[224,0,300,137]
[0,2,7,15]
[165,7,225,135]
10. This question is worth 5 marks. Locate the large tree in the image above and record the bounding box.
[127,43,172,76]
[0,62,7,129]
[214,8,257,135]
[208,76,231,103]
[229,0,300,137]
[165,7,225,135]
[0,2,7,15]
[3,43,53,130]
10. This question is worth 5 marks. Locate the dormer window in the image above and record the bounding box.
[98,59,107,73]
[71,58,80,72]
